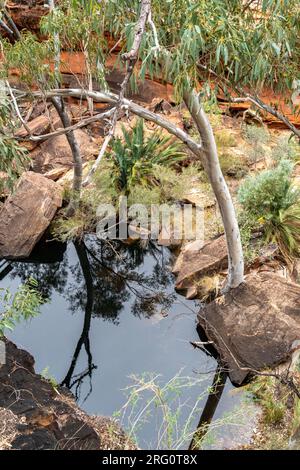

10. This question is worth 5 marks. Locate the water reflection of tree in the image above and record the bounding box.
[9,236,176,399]
[10,238,175,323]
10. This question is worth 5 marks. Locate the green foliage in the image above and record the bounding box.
[53,162,204,241]
[292,398,300,435]
[238,160,300,259]
[109,119,185,194]
[3,32,55,88]
[238,160,296,219]
[264,204,300,260]
[106,0,300,100]
[248,376,287,426]
[0,86,29,191]
[51,212,90,242]
[41,367,59,392]
[40,0,108,88]
[0,135,28,191]
[238,211,263,264]
[0,279,44,336]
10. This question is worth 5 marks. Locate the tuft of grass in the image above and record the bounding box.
[116,370,246,450]
[51,208,93,242]
[272,135,300,163]
[248,376,287,426]
[215,129,237,148]
[41,367,59,393]
[194,274,221,302]
[219,151,248,178]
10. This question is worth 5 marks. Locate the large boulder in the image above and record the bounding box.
[30,129,99,174]
[0,172,62,259]
[198,271,300,385]
[173,235,228,293]
[0,339,135,450]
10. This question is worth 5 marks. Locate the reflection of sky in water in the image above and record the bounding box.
[2,238,243,449]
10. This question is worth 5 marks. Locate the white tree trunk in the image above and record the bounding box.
[184,89,244,290]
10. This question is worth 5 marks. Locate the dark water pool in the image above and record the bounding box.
[1,236,246,449]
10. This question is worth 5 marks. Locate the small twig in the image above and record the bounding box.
[108,36,123,55]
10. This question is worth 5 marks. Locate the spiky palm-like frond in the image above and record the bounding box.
[110,119,185,193]
[265,204,300,262]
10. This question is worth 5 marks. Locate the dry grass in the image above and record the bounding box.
[89,416,137,450]
[0,408,19,450]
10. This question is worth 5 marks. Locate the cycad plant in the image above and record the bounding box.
[109,119,185,194]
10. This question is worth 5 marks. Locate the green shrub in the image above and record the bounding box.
[238,160,297,218]
[244,124,269,146]
[243,124,269,164]
[248,376,286,426]
[0,86,30,192]
[238,160,300,260]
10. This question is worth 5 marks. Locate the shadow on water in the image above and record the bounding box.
[2,234,240,449]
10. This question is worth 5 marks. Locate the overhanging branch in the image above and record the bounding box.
[26,87,202,157]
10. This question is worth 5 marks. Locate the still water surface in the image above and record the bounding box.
[1,236,243,448]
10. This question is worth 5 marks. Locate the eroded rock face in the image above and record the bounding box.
[0,339,135,450]
[198,272,300,385]
[30,129,99,174]
[0,172,62,259]
[8,2,48,36]
[174,235,228,293]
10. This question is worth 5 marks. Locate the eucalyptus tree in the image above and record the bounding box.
[111,0,300,134]
[3,0,300,290]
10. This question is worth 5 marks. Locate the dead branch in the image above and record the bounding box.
[16,107,115,142]
[25,88,202,156]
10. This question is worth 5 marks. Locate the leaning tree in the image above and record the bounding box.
[2,0,300,290]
